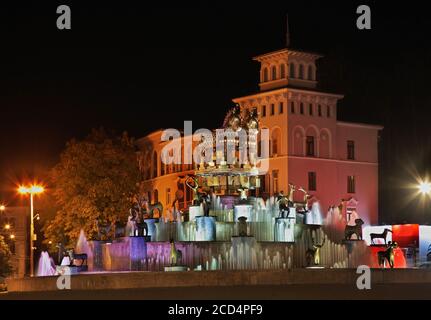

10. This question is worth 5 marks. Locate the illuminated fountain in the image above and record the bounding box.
[36,251,56,277]
[66,106,381,274]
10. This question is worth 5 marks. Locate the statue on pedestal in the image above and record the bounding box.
[344,218,364,240]
[237,217,248,237]
[277,191,290,218]
[186,175,201,206]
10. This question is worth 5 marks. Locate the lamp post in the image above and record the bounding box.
[418,181,431,195]
[18,185,44,277]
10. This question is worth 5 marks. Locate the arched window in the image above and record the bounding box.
[289,63,295,78]
[263,68,269,82]
[293,126,305,156]
[271,66,277,80]
[308,65,314,80]
[299,64,304,79]
[152,151,158,178]
[153,189,159,203]
[280,64,286,78]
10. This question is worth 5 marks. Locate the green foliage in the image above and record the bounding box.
[44,128,141,246]
[0,235,12,278]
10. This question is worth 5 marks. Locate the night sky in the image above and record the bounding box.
[1,1,431,223]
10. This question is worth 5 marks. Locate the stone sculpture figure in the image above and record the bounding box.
[305,237,325,267]
[277,191,290,218]
[377,241,398,268]
[186,175,201,206]
[287,183,296,205]
[237,216,248,237]
[344,218,364,240]
[169,239,182,266]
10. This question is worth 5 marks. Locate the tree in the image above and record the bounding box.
[44,128,141,247]
[0,235,12,278]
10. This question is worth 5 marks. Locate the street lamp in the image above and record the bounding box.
[18,184,44,277]
[418,181,431,195]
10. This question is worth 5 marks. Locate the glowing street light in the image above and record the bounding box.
[18,184,45,277]
[418,181,431,195]
[4,224,10,230]
[0,205,5,212]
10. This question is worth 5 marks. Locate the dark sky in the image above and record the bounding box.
[1,1,431,223]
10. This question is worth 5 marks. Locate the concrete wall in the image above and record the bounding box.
[7,269,431,292]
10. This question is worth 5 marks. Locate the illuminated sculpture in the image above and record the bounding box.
[169,239,182,266]
[66,249,88,268]
[370,228,392,245]
[223,103,242,132]
[344,218,364,240]
[305,237,325,267]
[377,241,398,268]
[186,175,201,206]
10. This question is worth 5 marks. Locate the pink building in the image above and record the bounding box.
[137,46,382,225]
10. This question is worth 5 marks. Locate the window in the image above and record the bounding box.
[308,172,317,191]
[262,105,266,117]
[308,65,313,80]
[326,105,331,117]
[318,105,322,117]
[289,63,295,78]
[271,66,277,80]
[290,102,295,114]
[309,103,313,116]
[279,102,284,114]
[347,176,356,193]
[300,103,304,115]
[280,64,286,78]
[347,140,355,160]
[270,104,275,116]
[272,170,279,194]
[153,189,159,203]
[263,68,268,82]
[299,64,304,79]
[272,130,279,155]
[306,136,315,156]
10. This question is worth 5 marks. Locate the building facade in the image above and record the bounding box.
[136,47,382,225]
